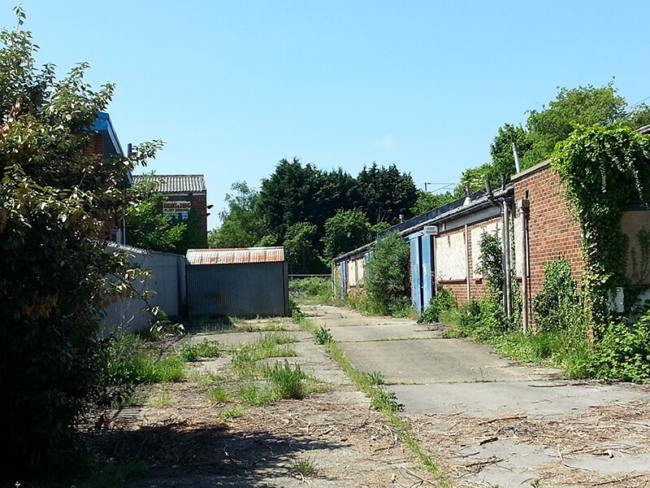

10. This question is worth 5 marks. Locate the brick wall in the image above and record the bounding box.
[513,163,583,326]
[84,133,104,156]
[165,193,208,237]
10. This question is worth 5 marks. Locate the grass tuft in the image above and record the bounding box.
[104,334,185,385]
[206,385,229,403]
[179,340,223,362]
[216,407,245,421]
[264,360,308,399]
[236,383,273,405]
[292,453,317,476]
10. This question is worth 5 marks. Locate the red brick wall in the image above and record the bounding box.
[165,193,208,237]
[84,134,104,156]
[513,164,583,326]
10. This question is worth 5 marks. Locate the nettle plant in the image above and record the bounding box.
[552,123,650,332]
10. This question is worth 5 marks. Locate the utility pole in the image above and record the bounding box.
[424,182,432,192]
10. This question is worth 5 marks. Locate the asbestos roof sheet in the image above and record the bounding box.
[186,247,285,265]
[133,174,207,193]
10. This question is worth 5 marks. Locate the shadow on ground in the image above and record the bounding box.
[83,420,350,487]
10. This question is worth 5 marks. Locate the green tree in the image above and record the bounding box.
[410,190,455,215]
[283,222,325,274]
[490,123,532,177]
[257,158,319,242]
[357,163,417,225]
[208,181,269,248]
[365,232,412,315]
[126,175,186,253]
[0,8,162,468]
[322,209,372,262]
[521,83,627,168]
[621,102,650,130]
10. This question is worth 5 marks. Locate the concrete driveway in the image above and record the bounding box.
[307,304,650,488]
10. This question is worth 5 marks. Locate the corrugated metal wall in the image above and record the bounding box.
[101,244,187,335]
[187,262,289,317]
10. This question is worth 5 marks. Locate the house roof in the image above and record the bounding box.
[133,174,207,194]
[186,247,285,265]
[333,185,513,263]
[92,112,123,157]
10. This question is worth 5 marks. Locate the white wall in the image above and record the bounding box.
[435,231,467,281]
[471,222,501,279]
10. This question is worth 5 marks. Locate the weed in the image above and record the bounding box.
[370,388,402,412]
[179,340,222,362]
[300,317,450,487]
[419,287,456,324]
[261,332,297,345]
[264,361,308,399]
[104,334,185,385]
[236,333,298,364]
[292,453,317,476]
[366,371,385,385]
[257,323,287,332]
[289,299,306,323]
[189,372,226,387]
[314,326,333,345]
[236,383,273,405]
[231,350,258,378]
[216,407,245,421]
[147,389,173,406]
[206,385,229,403]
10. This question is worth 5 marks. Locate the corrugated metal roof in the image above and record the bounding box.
[133,174,207,193]
[186,247,285,265]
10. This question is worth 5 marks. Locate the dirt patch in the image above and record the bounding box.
[83,317,436,487]
[409,388,650,487]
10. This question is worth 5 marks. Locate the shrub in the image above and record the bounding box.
[0,10,163,468]
[418,287,456,324]
[289,277,332,302]
[591,316,650,383]
[364,232,412,315]
[533,257,582,332]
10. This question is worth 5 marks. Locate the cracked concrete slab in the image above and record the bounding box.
[305,304,650,487]
[389,382,650,417]
[338,338,560,384]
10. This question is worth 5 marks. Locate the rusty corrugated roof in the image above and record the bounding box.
[186,247,285,265]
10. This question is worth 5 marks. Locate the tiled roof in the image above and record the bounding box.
[186,247,285,265]
[133,174,207,193]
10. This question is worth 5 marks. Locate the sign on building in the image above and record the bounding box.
[163,201,191,219]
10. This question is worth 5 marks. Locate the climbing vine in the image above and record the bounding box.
[552,123,650,332]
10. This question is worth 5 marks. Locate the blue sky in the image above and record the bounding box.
[2,1,649,228]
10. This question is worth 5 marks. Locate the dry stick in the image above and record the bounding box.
[593,473,649,486]
[478,436,499,445]
[403,468,437,486]
[528,383,568,388]
[462,457,503,469]
[478,415,527,425]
